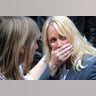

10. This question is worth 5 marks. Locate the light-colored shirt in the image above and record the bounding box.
[60,65,69,80]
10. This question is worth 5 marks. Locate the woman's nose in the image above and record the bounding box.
[57,40,63,48]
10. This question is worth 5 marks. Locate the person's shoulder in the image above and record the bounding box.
[82,54,96,72]
[79,54,96,79]
[83,54,96,66]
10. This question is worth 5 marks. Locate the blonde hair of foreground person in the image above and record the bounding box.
[42,16,96,72]
[0,16,49,80]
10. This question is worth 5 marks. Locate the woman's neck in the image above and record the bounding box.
[66,58,72,69]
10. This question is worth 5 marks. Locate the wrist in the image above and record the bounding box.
[48,67,62,80]
[44,60,58,76]
[49,62,59,76]
[43,59,60,77]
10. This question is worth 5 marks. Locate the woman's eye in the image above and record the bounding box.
[50,38,57,43]
[60,36,67,40]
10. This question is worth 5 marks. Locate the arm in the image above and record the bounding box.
[26,56,50,80]
[27,56,62,80]
[26,44,73,80]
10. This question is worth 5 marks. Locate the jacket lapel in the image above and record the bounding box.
[65,66,78,80]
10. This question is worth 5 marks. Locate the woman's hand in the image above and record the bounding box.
[49,44,73,76]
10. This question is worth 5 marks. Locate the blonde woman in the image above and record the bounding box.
[42,16,96,80]
[0,16,55,80]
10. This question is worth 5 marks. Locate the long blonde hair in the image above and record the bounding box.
[0,16,40,79]
[42,16,96,71]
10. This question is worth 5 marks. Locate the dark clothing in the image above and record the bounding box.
[37,16,49,31]
[68,16,96,47]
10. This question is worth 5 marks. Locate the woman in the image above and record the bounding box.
[0,16,55,80]
[42,16,96,80]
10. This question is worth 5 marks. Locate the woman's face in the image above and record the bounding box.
[47,25,70,50]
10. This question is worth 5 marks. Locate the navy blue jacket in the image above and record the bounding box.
[49,55,96,80]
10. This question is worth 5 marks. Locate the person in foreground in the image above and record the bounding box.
[42,16,96,80]
[0,16,64,80]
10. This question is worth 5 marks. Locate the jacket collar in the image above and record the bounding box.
[65,65,78,80]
